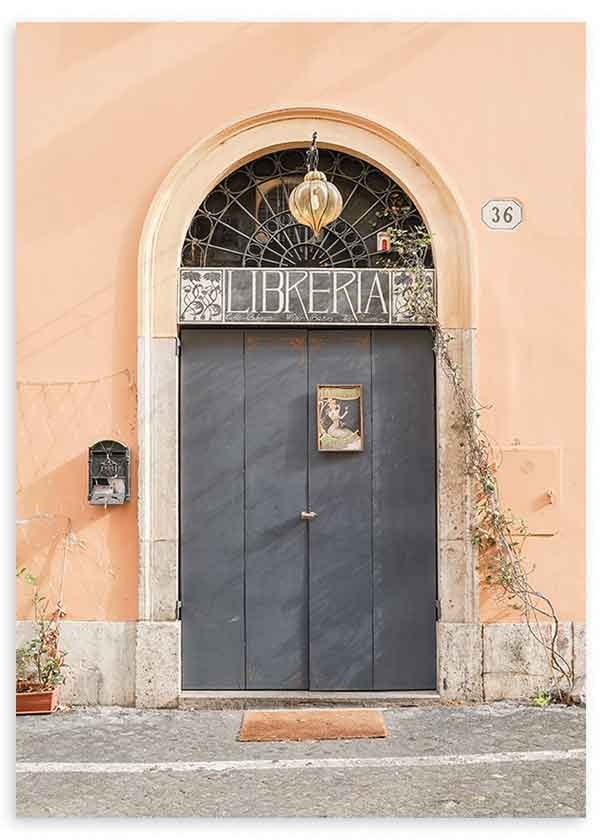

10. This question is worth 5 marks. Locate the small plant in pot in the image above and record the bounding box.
[16,568,66,715]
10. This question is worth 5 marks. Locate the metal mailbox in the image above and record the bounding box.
[88,440,130,506]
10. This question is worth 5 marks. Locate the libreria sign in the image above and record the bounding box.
[179,268,435,325]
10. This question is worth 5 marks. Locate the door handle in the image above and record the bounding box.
[300,510,318,521]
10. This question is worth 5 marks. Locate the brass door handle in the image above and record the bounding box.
[301,511,318,521]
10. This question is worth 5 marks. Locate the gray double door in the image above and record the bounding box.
[180,328,437,691]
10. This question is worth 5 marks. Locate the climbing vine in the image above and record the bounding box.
[379,212,574,701]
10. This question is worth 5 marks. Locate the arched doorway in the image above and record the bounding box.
[179,148,437,691]
[136,109,478,707]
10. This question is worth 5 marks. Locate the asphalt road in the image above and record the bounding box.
[16,702,585,817]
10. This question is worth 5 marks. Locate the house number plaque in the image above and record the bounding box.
[178,267,436,326]
[481,199,523,230]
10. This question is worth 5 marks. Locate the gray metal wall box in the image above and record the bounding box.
[88,440,131,505]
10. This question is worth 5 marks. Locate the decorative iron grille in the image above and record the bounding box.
[181,148,432,270]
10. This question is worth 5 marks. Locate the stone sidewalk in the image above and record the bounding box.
[16,702,585,817]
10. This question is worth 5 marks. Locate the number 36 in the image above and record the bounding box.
[491,206,513,224]
[482,199,522,229]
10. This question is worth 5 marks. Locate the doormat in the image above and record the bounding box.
[239,708,387,742]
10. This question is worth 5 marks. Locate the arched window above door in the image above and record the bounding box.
[180,148,431,269]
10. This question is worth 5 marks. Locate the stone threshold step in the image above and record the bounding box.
[178,691,441,710]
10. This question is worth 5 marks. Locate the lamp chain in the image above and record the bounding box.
[306,131,319,172]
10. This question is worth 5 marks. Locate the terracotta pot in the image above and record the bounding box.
[16,687,59,715]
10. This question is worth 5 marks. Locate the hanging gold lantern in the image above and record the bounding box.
[288,132,343,238]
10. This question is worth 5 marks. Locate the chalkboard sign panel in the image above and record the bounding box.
[179,268,435,326]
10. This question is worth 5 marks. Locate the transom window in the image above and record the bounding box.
[181,148,431,269]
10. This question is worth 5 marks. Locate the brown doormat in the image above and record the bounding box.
[239,708,387,742]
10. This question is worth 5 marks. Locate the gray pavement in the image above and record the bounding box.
[16,702,585,817]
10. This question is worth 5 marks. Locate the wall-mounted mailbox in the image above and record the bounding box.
[88,440,131,505]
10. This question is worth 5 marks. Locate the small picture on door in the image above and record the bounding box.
[317,385,364,452]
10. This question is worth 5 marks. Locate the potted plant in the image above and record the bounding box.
[16,568,66,715]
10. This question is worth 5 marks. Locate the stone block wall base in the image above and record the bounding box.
[134,620,180,708]
[572,622,586,702]
[16,620,136,706]
[438,622,483,701]
[482,621,577,701]
[15,619,585,706]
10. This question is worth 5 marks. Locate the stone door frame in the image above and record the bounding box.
[135,107,481,707]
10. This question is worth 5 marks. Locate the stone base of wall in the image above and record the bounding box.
[483,621,575,700]
[573,622,586,702]
[438,621,586,703]
[135,620,180,708]
[15,620,585,707]
[438,622,483,701]
[16,620,136,706]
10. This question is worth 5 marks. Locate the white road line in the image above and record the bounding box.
[16,749,585,775]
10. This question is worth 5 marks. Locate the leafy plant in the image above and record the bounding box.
[531,689,553,708]
[16,568,66,693]
[381,216,575,702]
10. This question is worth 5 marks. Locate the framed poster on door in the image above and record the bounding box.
[317,384,364,452]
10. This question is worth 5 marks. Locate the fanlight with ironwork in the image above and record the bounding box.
[180,148,431,270]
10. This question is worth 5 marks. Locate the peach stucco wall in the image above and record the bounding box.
[16,22,585,622]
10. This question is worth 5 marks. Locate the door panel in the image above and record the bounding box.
[180,327,437,692]
[180,330,245,689]
[372,330,437,689]
[245,332,309,689]
[308,331,373,690]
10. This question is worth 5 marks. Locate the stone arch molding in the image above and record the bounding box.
[135,108,480,708]
[139,108,475,338]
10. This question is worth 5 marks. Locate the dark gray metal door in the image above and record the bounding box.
[180,328,436,690]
